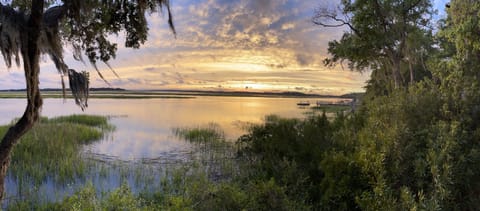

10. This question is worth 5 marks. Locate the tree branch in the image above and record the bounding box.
[313,11,360,36]
[405,0,424,13]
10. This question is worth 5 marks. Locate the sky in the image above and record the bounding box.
[0,0,450,95]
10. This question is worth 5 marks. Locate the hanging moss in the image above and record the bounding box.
[68,69,89,110]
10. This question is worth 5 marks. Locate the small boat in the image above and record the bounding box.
[297,101,310,106]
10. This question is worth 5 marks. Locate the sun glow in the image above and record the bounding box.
[195,53,284,73]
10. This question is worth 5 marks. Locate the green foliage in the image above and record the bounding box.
[103,182,140,210]
[11,176,304,211]
[356,84,442,209]
[443,0,480,59]
[58,182,99,211]
[233,79,480,210]
[9,182,139,211]
[307,1,480,208]
[355,81,480,210]
[237,113,367,210]
[316,0,434,90]
[319,151,366,210]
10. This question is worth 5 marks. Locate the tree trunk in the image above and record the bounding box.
[392,59,401,89]
[409,61,414,85]
[0,0,44,201]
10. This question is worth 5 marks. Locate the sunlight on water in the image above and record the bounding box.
[0,95,350,206]
[0,96,345,160]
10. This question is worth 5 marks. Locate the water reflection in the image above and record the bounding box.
[0,96,345,160]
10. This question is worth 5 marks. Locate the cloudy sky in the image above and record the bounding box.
[0,0,449,95]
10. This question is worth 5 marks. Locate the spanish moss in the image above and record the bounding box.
[68,69,89,111]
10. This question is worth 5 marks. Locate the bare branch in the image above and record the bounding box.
[312,7,360,35]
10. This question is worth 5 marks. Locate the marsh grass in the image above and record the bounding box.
[173,124,239,181]
[173,123,225,145]
[5,115,113,201]
[7,121,242,210]
[48,114,115,130]
[6,117,311,210]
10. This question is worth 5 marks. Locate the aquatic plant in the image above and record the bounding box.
[4,115,112,203]
[173,123,225,144]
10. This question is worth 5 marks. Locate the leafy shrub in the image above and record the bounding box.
[237,113,366,209]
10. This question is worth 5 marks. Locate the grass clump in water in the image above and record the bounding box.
[173,123,224,144]
[49,114,114,130]
[6,115,113,188]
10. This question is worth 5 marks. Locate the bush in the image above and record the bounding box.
[237,112,365,209]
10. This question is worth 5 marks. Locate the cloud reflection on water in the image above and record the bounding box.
[0,97,342,161]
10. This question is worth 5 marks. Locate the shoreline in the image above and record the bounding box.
[0,89,359,99]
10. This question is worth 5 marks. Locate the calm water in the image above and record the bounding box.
[0,96,344,161]
[1,96,350,205]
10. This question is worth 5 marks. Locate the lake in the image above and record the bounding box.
[0,96,345,162]
[0,95,351,205]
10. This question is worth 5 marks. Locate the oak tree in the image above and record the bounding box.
[0,0,175,200]
[314,0,434,90]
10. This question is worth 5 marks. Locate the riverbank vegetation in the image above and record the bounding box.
[20,87,476,210]
[4,115,112,203]
[6,92,480,209]
[5,0,480,210]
